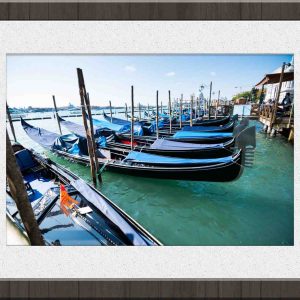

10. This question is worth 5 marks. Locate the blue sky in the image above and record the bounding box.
[7,54,293,108]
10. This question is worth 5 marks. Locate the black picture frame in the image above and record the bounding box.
[1,2,299,299]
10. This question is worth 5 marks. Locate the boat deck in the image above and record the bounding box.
[24,173,56,202]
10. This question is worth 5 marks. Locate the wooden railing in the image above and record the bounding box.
[259,104,274,119]
[259,103,294,126]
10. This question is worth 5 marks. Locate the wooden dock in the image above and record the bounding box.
[259,104,294,141]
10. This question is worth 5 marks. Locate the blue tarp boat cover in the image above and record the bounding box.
[59,117,103,137]
[182,122,233,132]
[124,151,233,165]
[21,118,59,149]
[149,139,223,150]
[21,119,89,156]
[52,134,88,156]
[71,178,154,246]
[92,117,144,136]
[91,117,129,132]
[172,131,232,139]
[103,113,147,135]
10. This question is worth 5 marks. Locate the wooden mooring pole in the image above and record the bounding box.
[125,103,128,121]
[77,68,98,187]
[179,94,183,129]
[86,93,101,182]
[197,97,200,120]
[139,102,141,120]
[147,104,150,119]
[208,81,212,120]
[156,91,159,139]
[168,90,172,133]
[109,100,113,123]
[52,95,62,135]
[6,131,44,245]
[215,90,220,119]
[190,95,193,127]
[271,62,286,130]
[6,103,17,142]
[131,86,134,150]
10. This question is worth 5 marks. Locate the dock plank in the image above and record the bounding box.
[29,281,49,298]
[30,3,49,20]
[241,3,262,20]
[0,281,10,298]
[10,281,29,299]
[219,281,242,298]
[8,3,30,20]
[49,3,78,20]
[0,3,9,20]
[242,281,261,298]
[49,281,79,299]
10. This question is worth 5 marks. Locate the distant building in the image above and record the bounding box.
[234,97,247,105]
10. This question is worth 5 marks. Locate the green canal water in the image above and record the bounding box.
[7,115,294,246]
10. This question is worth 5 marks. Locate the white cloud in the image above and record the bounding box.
[210,71,216,76]
[124,65,136,72]
[165,71,176,77]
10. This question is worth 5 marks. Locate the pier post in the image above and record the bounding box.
[147,104,150,119]
[125,103,128,121]
[139,102,141,120]
[86,93,100,182]
[156,91,159,139]
[131,86,134,150]
[197,97,200,119]
[179,94,183,129]
[168,90,172,134]
[190,95,193,127]
[6,131,45,245]
[288,101,294,129]
[271,62,286,130]
[263,124,268,132]
[270,128,277,137]
[52,95,62,135]
[208,81,212,119]
[288,127,294,142]
[77,68,98,187]
[109,100,113,123]
[6,103,17,142]
[215,90,220,119]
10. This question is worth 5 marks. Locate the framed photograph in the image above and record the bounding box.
[1,2,300,299]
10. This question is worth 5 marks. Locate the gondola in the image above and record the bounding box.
[103,112,156,135]
[172,121,235,133]
[57,115,114,138]
[146,111,235,127]
[57,115,248,149]
[195,114,233,126]
[56,116,247,158]
[103,123,248,159]
[104,111,236,135]
[120,118,249,144]
[21,118,256,182]
[7,143,161,246]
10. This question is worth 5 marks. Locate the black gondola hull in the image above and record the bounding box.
[52,149,243,182]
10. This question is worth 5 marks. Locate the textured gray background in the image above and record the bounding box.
[1,21,298,279]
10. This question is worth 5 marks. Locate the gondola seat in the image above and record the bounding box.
[15,149,37,172]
